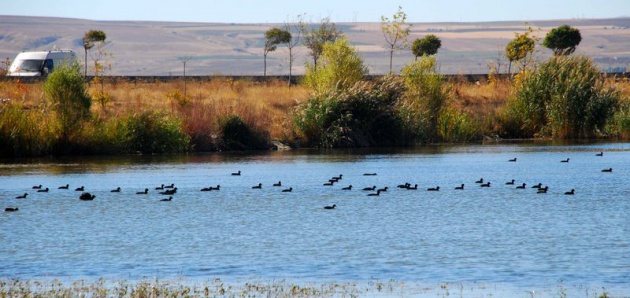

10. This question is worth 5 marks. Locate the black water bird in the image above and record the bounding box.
[15,193,28,199]
[508,158,517,162]
[79,192,95,201]
[155,184,165,190]
[111,187,121,193]
[407,184,418,190]
[32,185,42,189]
[480,182,491,187]
[377,186,388,192]
[164,183,175,189]
[596,152,604,156]
[602,168,613,172]
[323,204,336,210]
[252,183,262,189]
[4,207,18,212]
[564,189,575,195]
[363,173,377,176]
[516,183,527,189]
[332,174,343,180]
[475,178,484,184]
[160,188,177,195]
[323,181,334,186]
[506,179,515,185]
[160,196,173,201]
[342,185,352,190]
[537,186,549,193]
[75,186,85,191]
[561,158,570,163]
[37,188,49,193]
[273,181,282,187]
[201,185,220,191]
[455,184,464,190]
[397,183,411,189]
[231,170,241,176]
[282,187,293,192]
[136,188,149,194]
[58,184,69,189]
[427,186,440,191]
[367,190,381,196]
[362,186,376,191]
[531,183,542,189]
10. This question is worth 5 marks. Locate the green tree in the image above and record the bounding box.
[82,30,106,77]
[43,63,92,145]
[505,29,536,74]
[303,36,368,96]
[542,24,582,56]
[301,17,343,70]
[263,27,291,77]
[381,6,412,73]
[411,34,442,60]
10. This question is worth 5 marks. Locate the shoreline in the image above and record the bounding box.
[0,277,624,297]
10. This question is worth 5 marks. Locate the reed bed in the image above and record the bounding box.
[1,71,629,157]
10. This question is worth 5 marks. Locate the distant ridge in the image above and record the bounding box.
[1,15,629,75]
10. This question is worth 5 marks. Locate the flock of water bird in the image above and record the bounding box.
[3,151,613,212]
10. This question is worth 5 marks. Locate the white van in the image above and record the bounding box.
[7,50,76,77]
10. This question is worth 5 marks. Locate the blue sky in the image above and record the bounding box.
[2,0,628,23]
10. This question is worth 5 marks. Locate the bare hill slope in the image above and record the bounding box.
[1,15,629,75]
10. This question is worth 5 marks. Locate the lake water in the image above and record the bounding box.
[1,142,629,297]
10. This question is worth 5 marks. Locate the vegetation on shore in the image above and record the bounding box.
[0,278,616,298]
[0,54,628,157]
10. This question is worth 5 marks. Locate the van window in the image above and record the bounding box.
[43,59,54,72]
[14,59,44,72]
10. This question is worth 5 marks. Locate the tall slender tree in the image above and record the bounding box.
[505,30,536,74]
[284,15,304,86]
[263,27,291,78]
[82,30,106,77]
[381,6,411,73]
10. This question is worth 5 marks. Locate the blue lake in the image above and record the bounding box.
[1,143,629,296]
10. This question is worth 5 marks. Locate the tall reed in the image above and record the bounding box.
[507,56,620,138]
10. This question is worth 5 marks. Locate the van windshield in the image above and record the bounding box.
[12,59,44,72]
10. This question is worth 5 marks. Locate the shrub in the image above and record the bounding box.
[294,76,410,147]
[606,100,630,139]
[219,115,269,150]
[0,102,56,157]
[399,56,449,142]
[302,36,368,96]
[71,117,128,155]
[42,63,91,144]
[507,56,620,138]
[438,108,482,143]
[122,111,191,154]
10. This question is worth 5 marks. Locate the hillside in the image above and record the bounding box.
[1,15,629,76]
